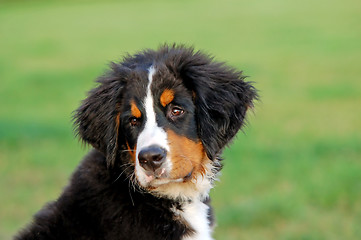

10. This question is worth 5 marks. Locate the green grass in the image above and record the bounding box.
[1,0,361,239]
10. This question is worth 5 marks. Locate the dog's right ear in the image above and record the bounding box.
[73,64,130,165]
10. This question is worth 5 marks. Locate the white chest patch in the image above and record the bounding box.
[173,200,213,240]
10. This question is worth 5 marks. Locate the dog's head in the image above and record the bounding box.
[74,45,257,200]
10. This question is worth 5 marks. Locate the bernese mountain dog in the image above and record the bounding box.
[15,45,257,240]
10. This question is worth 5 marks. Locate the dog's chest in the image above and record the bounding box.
[172,200,213,240]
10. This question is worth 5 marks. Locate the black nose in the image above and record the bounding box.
[138,146,167,171]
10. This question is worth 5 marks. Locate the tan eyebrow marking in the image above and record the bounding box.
[130,100,141,118]
[160,89,175,107]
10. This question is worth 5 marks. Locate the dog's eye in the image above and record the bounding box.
[171,107,184,117]
[129,117,140,126]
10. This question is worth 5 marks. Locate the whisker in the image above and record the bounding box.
[118,162,133,168]
[128,179,135,206]
[129,173,145,194]
[119,149,136,152]
[112,163,134,183]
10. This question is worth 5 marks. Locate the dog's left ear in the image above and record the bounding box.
[178,51,258,160]
[73,64,130,166]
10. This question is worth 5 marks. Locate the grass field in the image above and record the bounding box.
[1,0,361,239]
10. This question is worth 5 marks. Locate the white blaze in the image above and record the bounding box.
[135,66,171,185]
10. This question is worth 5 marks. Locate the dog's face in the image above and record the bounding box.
[119,66,206,189]
[74,45,257,199]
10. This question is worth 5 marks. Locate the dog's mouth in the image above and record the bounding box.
[142,167,168,183]
[136,167,194,188]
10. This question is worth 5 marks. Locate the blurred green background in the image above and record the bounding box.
[1,0,360,239]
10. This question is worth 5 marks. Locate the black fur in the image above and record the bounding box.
[16,150,191,240]
[15,44,257,240]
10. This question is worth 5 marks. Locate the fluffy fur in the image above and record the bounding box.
[15,45,257,240]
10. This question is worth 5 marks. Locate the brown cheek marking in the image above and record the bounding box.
[115,112,121,145]
[115,112,120,130]
[160,89,174,107]
[116,110,137,163]
[167,130,206,179]
[126,141,136,163]
[130,100,141,118]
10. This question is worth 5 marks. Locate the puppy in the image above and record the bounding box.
[15,45,257,240]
